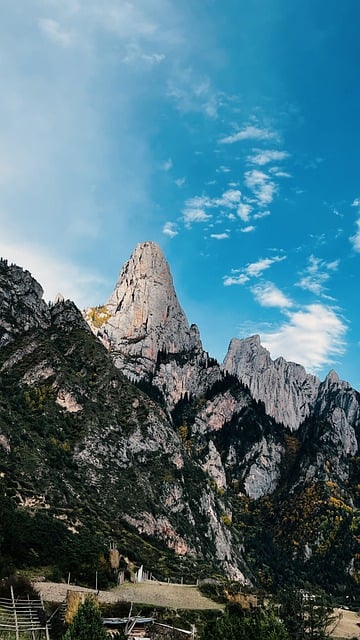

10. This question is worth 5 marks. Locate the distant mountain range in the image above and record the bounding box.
[0,243,359,595]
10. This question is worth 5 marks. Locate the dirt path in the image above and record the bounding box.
[332,608,360,639]
[34,580,223,610]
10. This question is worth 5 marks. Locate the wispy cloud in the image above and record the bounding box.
[122,43,165,65]
[210,232,229,240]
[174,177,186,187]
[183,196,212,226]
[168,72,221,118]
[216,165,231,173]
[245,170,277,207]
[350,199,360,251]
[253,210,271,220]
[240,225,255,233]
[269,168,292,178]
[1,0,191,279]
[251,282,293,308]
[248,149,289,166]
[224,255,286,285]
[162,158,173,171]
[296,255,339,296]
[261,304,346,372]
[38,18,72,47]
[219,125,278,145]
[162,221,178,237]
[350,220,360,251]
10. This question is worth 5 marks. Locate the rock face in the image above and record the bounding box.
[223,336,360,443]
[0,259,50,347]
[223,335,320,430]
[84,242,202,381]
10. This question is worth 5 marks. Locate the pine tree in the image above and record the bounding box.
[63,596,108,640]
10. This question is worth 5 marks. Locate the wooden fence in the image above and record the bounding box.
[0,587,50,639]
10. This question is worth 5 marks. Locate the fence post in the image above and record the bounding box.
[11,586,19,640]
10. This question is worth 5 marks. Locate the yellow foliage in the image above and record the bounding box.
[87,305,112,328]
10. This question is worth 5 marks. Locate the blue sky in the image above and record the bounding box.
[1,1,360,388]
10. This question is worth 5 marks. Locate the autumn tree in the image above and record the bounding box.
[63,596,108,640]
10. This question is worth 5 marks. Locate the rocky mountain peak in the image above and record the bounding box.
[84,241,203,380]
[0,259,51,347]
[223,335,320,430]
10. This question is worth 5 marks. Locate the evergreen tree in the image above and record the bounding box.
[63,596,107,640]
[275,588,339,640]
[201,607,288,640]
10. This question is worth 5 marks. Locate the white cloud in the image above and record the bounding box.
[183,197,211,225]
[182,188,245,227]
[210,232,229,240]
[38,18,72,46]
[246,255,286,277]
[224,273,249,286]
[219,125,278,145]
[237,202,252,222]
[162,158,173,171]
[245,170,277,207]
[2,0,184,272]
[240,225,255,233]
[0,239,105,308]
[122,43,165,65]
[253,209,270,220]
[296,255,339,296]
[162,221,178,237]
[251,282,293,308]
[216,189,241,207]
[350,218,360,251]
[175,177,186,187]
[224,255,286,285]
[261,304,347,372]
[269,169,292,178]
[248,149,289,166]
[216,165,231,173]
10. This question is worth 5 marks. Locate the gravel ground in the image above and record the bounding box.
[332,608,360,639]
[33,580,223,610]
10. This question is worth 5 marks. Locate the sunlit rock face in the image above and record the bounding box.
[84,241,203,381]
[223,335,320,430]
[223,335,360,447]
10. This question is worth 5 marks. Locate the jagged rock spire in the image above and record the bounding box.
[84,241,202,379]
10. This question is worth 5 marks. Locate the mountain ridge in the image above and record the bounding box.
[1,247,360,595]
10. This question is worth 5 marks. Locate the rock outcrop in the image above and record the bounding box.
[0,259,50,347]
